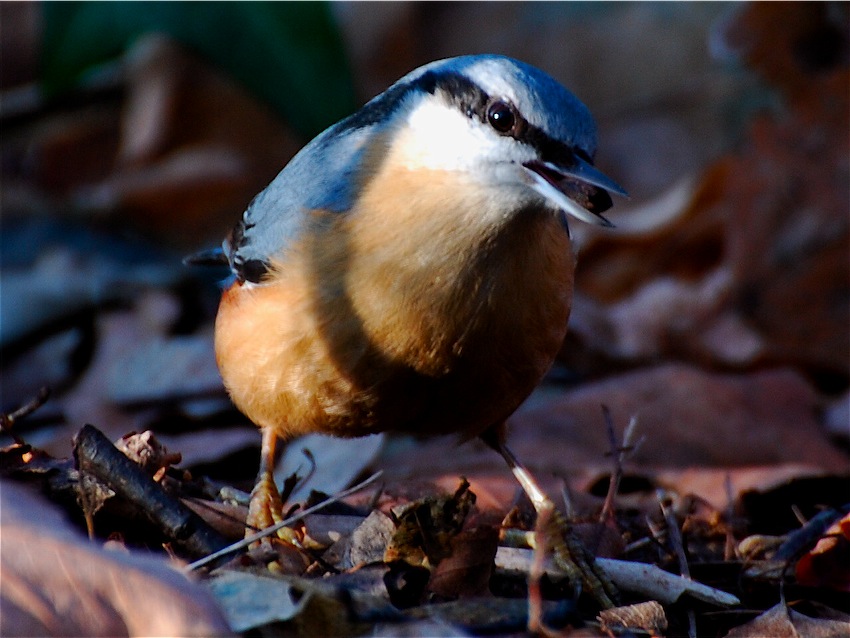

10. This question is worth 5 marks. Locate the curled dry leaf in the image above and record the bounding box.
[115,430,182,475]
[385,478,476,570]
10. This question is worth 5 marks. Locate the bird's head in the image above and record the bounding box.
[362,55,627,228]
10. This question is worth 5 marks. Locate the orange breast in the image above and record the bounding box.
[214,167,574,441]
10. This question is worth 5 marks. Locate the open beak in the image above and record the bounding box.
[523,156,627,228]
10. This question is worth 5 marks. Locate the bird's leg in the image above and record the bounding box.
[483,429,619,611]
[245,427,305,547]
[246,428,284,535]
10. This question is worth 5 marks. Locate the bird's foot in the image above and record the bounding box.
[245,468,303,547]
[532,501,618,610]
[489,435,619,625]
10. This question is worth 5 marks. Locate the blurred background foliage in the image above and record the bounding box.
[41,1,356,138]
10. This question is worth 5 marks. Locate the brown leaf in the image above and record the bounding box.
[0,480,232,637]
[76,33,302,247]
[652,464,835,512]
[385,479,476,569]
[725,602,850,638]
[569,5,849,378]
[716,3,849,100]
[509,364,847,471]
[796,512,850,592]
[428,525,499,599]
[598,600,667,637]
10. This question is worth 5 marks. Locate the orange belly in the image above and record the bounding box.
[215,168,574,442]
[215,216,572,442]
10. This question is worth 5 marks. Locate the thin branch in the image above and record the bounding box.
[74,424,229,558]
[658,490,696,638]
[599,407,640,524]
[0,386,51,445]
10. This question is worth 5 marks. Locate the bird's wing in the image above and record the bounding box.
[224,123,372,283]
[225,74,434,284]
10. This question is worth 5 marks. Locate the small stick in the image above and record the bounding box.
[0,386,51,445]
[658,491,696,638]
[74,424,229,558]
[599,407,639,524]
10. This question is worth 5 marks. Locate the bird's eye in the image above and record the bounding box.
[487,100,516,134]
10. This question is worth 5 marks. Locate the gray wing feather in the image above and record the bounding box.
[226,124,372,282]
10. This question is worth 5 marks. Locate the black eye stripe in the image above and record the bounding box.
[419,71,588,168]
[336,69,590,170]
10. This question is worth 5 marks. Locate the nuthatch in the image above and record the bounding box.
[209,54,625,602]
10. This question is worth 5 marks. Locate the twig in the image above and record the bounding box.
[599,407,639,524]
[0,386,51,445]
[724,473,737,561]
[658,490,696,638]
[185,470,384,572]
[74,424,229,557]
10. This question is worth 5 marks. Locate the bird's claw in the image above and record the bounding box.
[245,469,301,547]
[540,505,618,610]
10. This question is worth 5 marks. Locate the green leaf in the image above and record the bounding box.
[42,1,356,137]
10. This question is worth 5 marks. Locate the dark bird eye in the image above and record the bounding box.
[487,100,516,134]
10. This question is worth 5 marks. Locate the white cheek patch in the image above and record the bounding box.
[396,99,532,175]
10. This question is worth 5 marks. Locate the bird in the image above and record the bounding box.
[208,54,626,606]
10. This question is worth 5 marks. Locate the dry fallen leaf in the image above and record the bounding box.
[795,512,850,592]
[204,570,305,633]
[347,510,396,568]
[428,525,499,599]
[0,480,232,637]
[74,34,302,247]
[385,479,476,570]
[509,364,847,471]
[724,602,850,638]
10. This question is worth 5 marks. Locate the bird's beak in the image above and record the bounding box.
[523,156,627,228]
